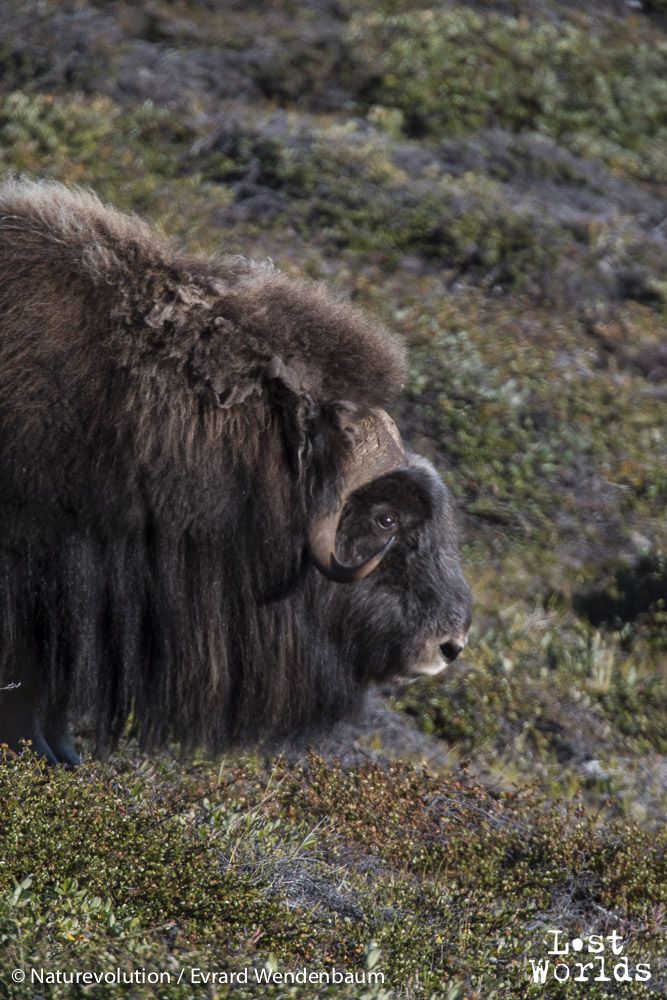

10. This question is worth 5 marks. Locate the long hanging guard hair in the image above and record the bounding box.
[0,180,408,752]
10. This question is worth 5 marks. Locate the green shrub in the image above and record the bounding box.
[350,9,667,181]
[194,119,566,287]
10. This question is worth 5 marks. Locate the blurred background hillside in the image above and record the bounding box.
[0,2,666,997]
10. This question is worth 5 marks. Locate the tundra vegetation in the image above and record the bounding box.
[0,1,666,998]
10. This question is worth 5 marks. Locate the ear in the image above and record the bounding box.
[262,356,322,478]
[261,361,372,486]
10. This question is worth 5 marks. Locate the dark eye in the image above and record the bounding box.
[376,513,397,531]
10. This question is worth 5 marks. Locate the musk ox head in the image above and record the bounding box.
[306,407,472,681]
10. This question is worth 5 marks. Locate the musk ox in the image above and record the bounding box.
[0,179,472,766]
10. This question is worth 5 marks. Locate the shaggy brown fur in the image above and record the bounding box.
[0,180,470,763]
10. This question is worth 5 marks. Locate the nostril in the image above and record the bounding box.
[439,640,464,662]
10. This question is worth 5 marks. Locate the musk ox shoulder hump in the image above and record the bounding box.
[0,179,406,409]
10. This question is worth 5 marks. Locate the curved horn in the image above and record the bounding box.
[308,408,406,583]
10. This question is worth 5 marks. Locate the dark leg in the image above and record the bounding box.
[0,675,58,764]
[42,727,81,767]
[42,681,82,766]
